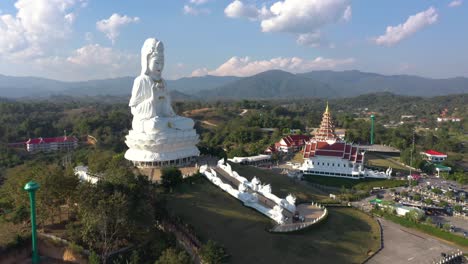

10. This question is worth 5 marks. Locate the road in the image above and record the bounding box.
[369,218,461,264]
[239,109,248,116]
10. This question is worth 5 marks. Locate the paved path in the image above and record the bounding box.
[369,218,460,264]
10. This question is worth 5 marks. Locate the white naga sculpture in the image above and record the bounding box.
[125,38,199,166]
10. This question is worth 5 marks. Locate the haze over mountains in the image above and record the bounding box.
[0,70,467,100]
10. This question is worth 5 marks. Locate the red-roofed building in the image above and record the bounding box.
[26,136,78,153]
[300,103,391,180]
[274,135,310,153]
[421,150,447,163]
[264,145,277,154]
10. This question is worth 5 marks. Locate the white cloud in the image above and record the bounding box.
[224,0,351,46]
[261,0,350,33]
[25,44,139,81]
[343,6,352,22]
[296,32,322,47]
[190,0,209,5]
[191,56,354,77]
[85,32,93,42]
[449,0,463,7]
[374,7,438,46]
[96,13,139,44]
[0,0,82,57]
[183,5,211,15]
[224,0,262,20]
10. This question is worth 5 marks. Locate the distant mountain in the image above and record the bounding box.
[197,70,335,99]
[0,74,239,98]
[297,70,468,97]
[0,74,69,98]
[0,70,467,99]
[167,75,240,95]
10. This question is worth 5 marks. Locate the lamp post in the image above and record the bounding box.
[370,115,375,145]
[24,181,40,264]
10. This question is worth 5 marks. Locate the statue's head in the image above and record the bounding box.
[141,38,164,80]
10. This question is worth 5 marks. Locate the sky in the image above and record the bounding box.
[0,0,467,81]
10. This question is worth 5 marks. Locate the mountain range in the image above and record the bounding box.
[0,70,466,100]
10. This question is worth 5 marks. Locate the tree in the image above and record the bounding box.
[424,217,433,225]
[439,201,448,208]
[412,194,421,201]
[199,240,226,264]
[453,205,463,213]
[78,171,156,263]
[155,248,190,264]
[161,167,183,191]
[424,198,433,205]
[405,210,424,222]
[0,162,78,225]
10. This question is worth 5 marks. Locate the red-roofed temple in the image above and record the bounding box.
[300,103,390,179]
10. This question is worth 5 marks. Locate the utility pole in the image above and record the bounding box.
[24,181,40,263]
[409,130,415,176]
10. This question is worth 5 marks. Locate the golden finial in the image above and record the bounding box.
[325,101,329,114]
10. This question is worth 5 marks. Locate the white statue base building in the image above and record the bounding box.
[124,38,199,167]
[124,118,200,167]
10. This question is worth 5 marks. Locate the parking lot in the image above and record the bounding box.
[369,218,461,264]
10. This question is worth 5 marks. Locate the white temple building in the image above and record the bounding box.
[300,103,391,179]
[124,38,199,167]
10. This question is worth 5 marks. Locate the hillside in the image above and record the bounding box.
[197,70,335,99]
[0,70,467,99]
[298,70,468,97]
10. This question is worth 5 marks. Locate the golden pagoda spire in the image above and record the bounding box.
[314,101,337,142]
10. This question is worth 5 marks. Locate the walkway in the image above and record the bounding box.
[213,167,294,220]
[368,218,460,264]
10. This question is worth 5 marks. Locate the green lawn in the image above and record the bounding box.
[365,153,410,173]
[303,174,407,192]
[166,167,381,264]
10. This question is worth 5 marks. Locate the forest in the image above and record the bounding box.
[0,92,466,262]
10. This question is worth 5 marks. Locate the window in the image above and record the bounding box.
[332,163,335,166]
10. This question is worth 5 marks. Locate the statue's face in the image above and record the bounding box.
[148,52,164,79]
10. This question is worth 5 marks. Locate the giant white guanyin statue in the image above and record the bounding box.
[125,38,199,166]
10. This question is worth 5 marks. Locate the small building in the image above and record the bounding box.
[275,135,310,153]
[335,129,346,140]
[434,164,451,177]
[26,136,78,153]
[264,145,277,154]
[422,150,447,163]
[394,205,425,217]
[437,117,461,122]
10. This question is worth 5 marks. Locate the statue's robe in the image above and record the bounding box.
[129,75,175,132]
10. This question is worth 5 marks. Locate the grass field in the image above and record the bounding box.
[166,166,381,263]
[365,152,410,173]
[303,174,407,191]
